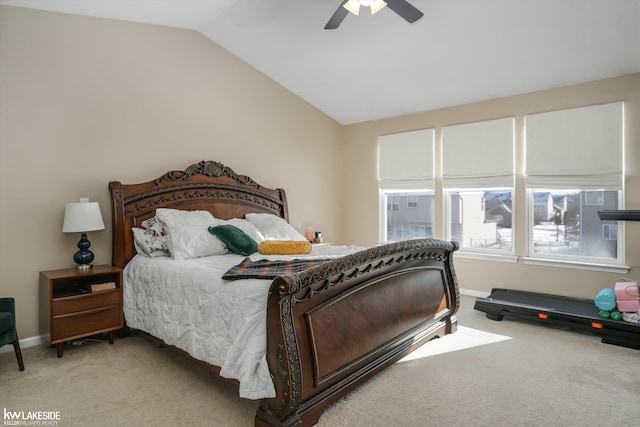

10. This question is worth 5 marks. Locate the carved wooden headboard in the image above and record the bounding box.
[108,160,288,268]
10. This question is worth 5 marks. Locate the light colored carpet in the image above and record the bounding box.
[1,295,638,426]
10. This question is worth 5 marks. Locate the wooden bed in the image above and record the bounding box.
[109,160,460,427]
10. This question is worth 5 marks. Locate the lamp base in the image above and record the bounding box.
[73,232,95,270]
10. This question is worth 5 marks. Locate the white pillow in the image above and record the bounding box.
[219,218,265,243]
[156,208,227,259]
[245,213,307,241]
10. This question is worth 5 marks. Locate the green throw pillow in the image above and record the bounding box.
[208,224,258,256]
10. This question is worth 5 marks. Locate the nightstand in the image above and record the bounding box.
[40,265,123,358]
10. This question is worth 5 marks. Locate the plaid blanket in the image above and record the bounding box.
[222,257,333,281]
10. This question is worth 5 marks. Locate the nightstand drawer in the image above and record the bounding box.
[51,305,122,343]
[52,289,120,316]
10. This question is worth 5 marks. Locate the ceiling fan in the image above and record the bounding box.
[325,0,424,30]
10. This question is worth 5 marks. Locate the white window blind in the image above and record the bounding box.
[378,129,434,190]
[525,102,623,189]
[442,117,514,188]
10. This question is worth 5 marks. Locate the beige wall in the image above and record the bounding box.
[0,6,344,339]
[342,73,640,300]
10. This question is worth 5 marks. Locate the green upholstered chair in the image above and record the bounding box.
[0,297,25,371]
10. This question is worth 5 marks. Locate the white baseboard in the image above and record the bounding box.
[0,334,49,354]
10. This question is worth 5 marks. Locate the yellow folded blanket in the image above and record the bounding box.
[258,240,312,255]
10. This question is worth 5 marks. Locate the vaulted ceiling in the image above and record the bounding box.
[3,0,640,125]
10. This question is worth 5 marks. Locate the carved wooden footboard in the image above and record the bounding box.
[257,239,459,427]
[109,161,459,427]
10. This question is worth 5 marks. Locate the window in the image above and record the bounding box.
[585,191,604,206]
[378,129,434,243]
[375,102,625,270]
[525,103,623,263]
[530,189,619,259]
[384,190,435,242]
[449,189,513,251]
[443,117,515,253]
[603,224,617,241]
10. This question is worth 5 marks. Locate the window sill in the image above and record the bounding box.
[453,251,518,263]
[454,252,629,274]
[522,257,629,274]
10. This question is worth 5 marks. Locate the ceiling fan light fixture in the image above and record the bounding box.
[342,0,387,15]
[344,0,386,16]
[327,0,420,30]
[343,0,361,16]
[370,0,387,15]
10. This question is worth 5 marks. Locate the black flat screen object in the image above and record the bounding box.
[474,288,640,350]
[597,210,640,221]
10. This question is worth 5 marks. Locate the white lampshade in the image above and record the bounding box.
[63,198,105,233]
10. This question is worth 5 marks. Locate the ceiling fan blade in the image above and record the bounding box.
[385,0,424,23]
[325,0,349,30]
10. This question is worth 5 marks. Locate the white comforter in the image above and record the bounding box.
[123,244,363,399]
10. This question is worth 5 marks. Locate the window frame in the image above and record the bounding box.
[524,102,625,269]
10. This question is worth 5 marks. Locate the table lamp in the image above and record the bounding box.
[62,198,105,270]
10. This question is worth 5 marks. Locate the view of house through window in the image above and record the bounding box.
[448,190,513,251]
[531,190,619,259]
[384,190,434,242]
